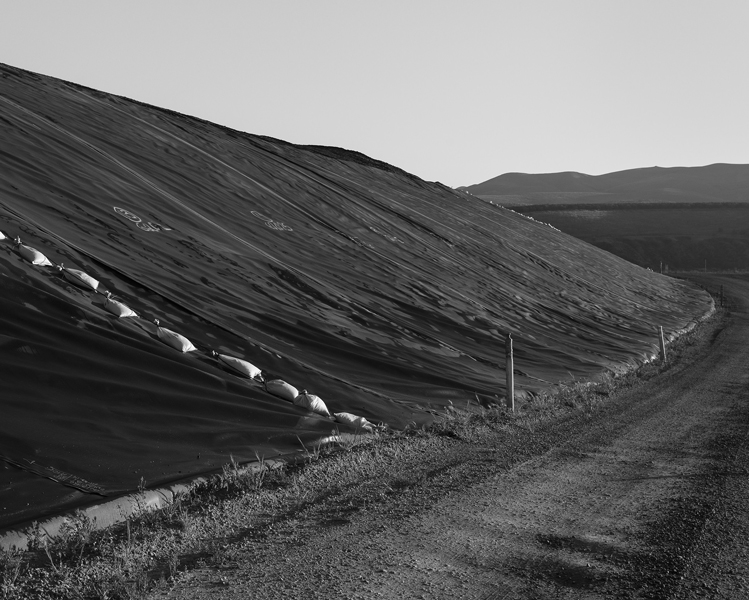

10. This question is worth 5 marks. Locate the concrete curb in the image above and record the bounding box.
[0,459,285,551]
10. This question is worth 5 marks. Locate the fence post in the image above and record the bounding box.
[506,334,514,412]
[659,326,667,364]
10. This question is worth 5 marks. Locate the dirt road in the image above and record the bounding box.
[157,275,749,599]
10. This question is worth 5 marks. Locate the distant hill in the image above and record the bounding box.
[464,165,749,270]
[464,164,749,206]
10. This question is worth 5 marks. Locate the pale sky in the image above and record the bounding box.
[2,1,748,187]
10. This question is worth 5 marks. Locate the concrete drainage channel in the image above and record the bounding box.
[0,458,286,551]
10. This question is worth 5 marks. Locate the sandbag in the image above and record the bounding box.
[265,380,298,402]
[103,293,137,318]
[154,320,197,352]
[293,390,331,417]
[59,264,100,291]
[215,352,262,379]
[15,239,53,266]
[334,412,374,432]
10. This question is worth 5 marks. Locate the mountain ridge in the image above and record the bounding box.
[464,163,749,205]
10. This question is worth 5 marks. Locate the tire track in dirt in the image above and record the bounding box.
[155,275,749,599]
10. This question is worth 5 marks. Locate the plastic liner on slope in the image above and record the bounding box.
[0,63,713,529]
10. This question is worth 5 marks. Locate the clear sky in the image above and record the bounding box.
[2,1,748,187]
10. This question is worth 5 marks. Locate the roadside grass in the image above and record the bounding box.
[0,308,721,600]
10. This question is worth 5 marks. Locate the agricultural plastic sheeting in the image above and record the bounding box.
[0,63,712,528]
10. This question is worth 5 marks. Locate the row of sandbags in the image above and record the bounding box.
[2,231,376,432]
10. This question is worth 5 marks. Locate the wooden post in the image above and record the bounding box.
[659,326,667,364]
[506,334,514,412]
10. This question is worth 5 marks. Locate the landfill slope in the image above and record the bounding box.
[0,63,711,529]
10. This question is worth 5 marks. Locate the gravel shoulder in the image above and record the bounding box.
[153,275,749,600]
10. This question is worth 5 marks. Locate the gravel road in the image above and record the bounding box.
[155,275,749,600]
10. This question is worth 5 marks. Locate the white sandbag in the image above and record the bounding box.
[58,264,100,291]
[265,379,298,402]
[0,231,6,240]
[334,412,374,432]
[214,352,262,379]
[154,319,197,352]
[293,390,331,417]
[103,293,137,318]
[14,238,52,266]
